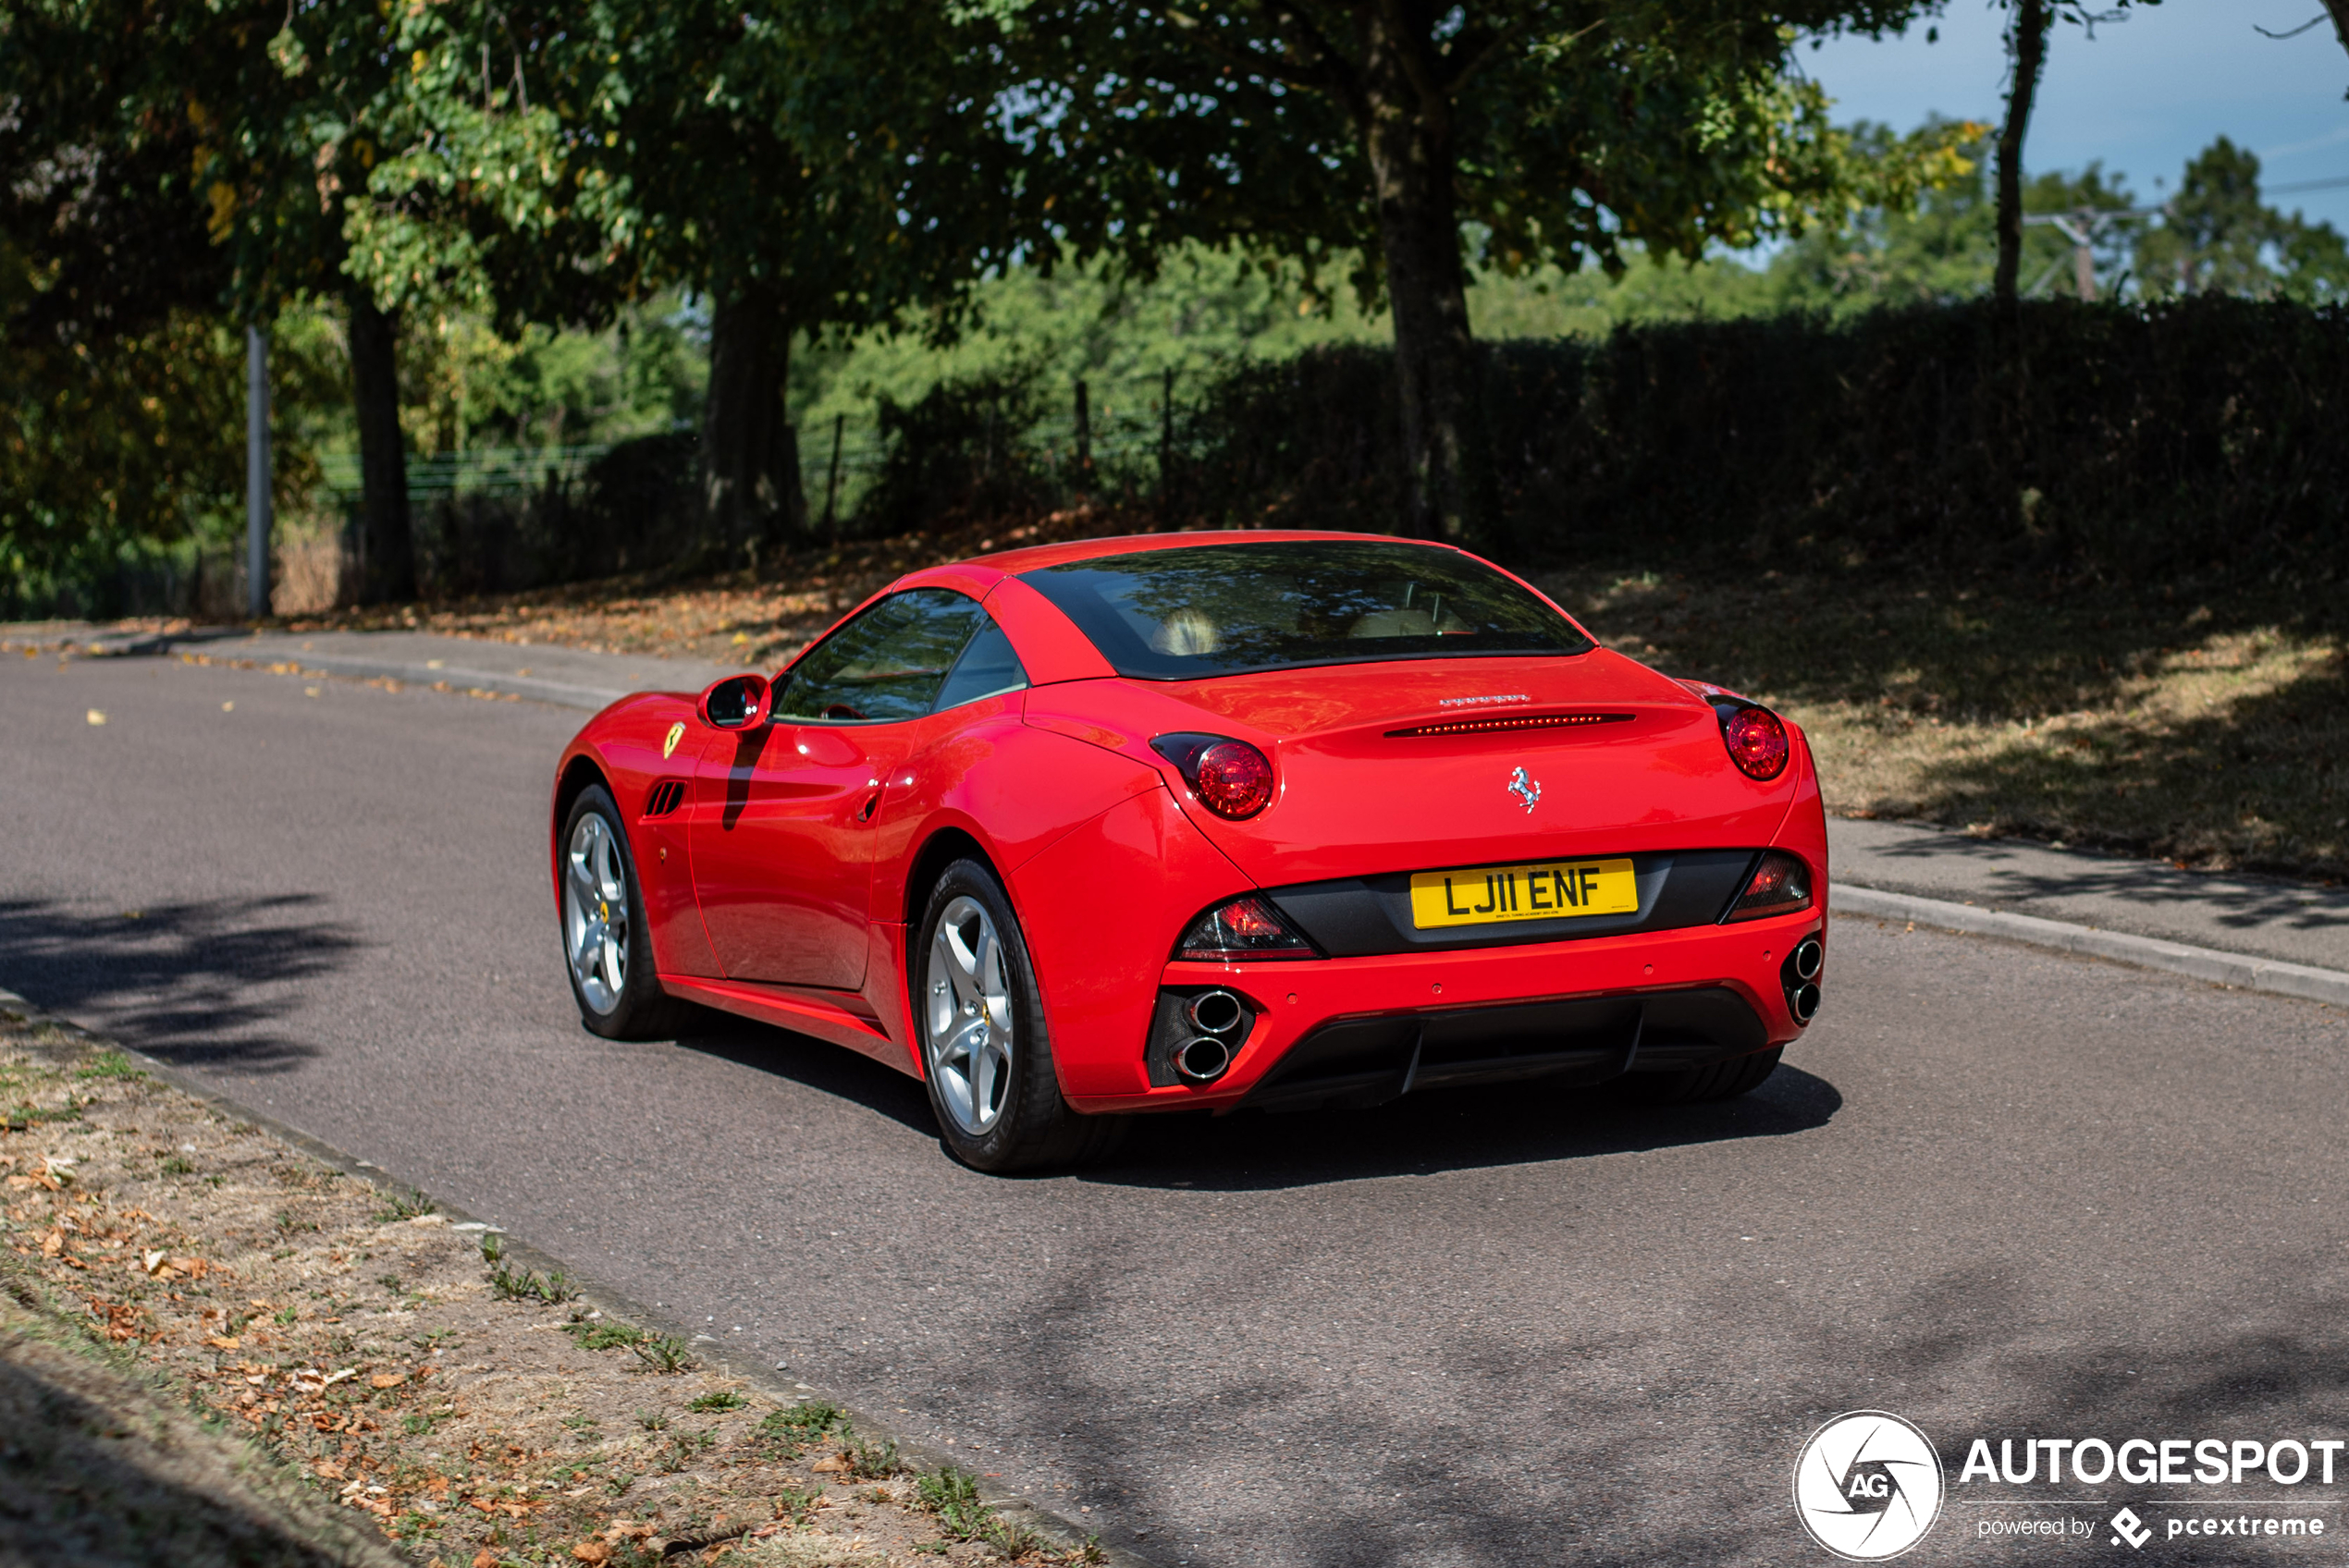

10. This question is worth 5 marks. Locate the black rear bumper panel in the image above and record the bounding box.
[1237,986,1769,1114]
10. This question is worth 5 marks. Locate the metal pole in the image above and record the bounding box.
[1074,377,1091,479]
[820,411,845,547]
[245,324,272,618]
[1159,367,1174,508]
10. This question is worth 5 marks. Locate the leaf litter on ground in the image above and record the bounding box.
[0,1008,1107,1568]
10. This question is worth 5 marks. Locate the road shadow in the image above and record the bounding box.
[0,897,361,1072]
[659,1011,1837,1188]
[670,1011,939,1137]
[1088,1062,1840,1190]
[977,1239,2349,1567]
[1852,824,2349,935]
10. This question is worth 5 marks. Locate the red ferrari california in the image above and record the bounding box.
[550,532,1826,1170]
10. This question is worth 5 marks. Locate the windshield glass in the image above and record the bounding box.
[1022,540,1593,680]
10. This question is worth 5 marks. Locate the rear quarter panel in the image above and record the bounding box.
[872,703,1228,1085]
[1003,782,1256,1099]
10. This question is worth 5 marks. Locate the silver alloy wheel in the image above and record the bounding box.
[924,894,1015,1136]
[564,812,629,1015]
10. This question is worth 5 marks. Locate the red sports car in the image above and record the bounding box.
[551,532,1826,1170]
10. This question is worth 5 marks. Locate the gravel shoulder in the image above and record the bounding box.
[0,1007,1110,1568]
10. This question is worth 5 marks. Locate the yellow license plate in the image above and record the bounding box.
[1408,857,1639,929]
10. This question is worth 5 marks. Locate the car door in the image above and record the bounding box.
[689,588,987,988]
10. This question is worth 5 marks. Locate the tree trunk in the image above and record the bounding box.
[1357,14,1495,545]
[1994,0,2050,310]
[346,289,414,605]
[2327,1,2349,59]
[701,285,805,567]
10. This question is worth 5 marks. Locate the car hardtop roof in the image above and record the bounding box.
[964,528,1471,576]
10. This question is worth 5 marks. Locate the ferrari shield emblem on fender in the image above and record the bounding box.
[662,721,685,760]
[1507,766,1542,813]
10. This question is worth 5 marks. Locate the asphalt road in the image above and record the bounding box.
[6,649,2348,1567]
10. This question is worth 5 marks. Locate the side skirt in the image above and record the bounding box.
[659,974,916,1075]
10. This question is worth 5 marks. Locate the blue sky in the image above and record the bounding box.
[1802,0,2349,232]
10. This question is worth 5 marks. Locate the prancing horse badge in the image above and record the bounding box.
[662,721,686,760]
[1507,766,1542,813]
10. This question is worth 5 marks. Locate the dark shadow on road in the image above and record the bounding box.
[670,1011,940,1138]
[0,897,362,1072]
[1855,824,2349,936]
[658,1011,1837,1188]
[1087,1063,1841,1190]
[971,1238,2349,1568]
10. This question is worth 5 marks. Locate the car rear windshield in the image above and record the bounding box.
[1021,540,1594,680]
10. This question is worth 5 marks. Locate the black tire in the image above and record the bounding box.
[1626,1047,1783,1107]
[558,784,696,1040]
[912,859,1125,1172]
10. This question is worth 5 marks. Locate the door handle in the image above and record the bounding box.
[857,792,879,823]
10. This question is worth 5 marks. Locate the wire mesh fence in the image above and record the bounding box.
[308,368,1196,518]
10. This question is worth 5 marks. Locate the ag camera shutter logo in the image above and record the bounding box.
[1794,1410,1945,1560]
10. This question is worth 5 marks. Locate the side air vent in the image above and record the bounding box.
[643,780,687,817]
[1385,711,1634,740]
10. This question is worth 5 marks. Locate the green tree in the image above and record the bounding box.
[0,0,265,609]
[1989,2,2158,309]
[1770,128,2136,310]
[174,0,438,602]
[2135,136,2349,302]
[343,0,1052,568]
[996,0,1967,547]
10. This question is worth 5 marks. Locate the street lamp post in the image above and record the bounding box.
[245,324,272,619]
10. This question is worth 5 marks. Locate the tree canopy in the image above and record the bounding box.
[989,0,1972,541]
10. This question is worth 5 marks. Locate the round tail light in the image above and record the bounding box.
[1192,741,1275,819]
[1721,706,1789,781]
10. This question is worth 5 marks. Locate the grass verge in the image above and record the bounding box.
[0,1009,1104,1567]
[1540,567,2349,880]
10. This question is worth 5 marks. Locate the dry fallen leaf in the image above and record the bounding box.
[572,1544,611,1564]
[85,708,105,725]
[205,1335,240,1350]
[370,1372,406,1389]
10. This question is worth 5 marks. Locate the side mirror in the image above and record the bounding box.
[699,673,772,730]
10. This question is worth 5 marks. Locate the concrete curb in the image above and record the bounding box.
[73,630,638,712]
[1832,883,2349,1010]
[0,984,1150,1568]
[200,650,633,711]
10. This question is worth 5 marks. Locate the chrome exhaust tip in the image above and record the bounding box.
[1791,938,1824,983]
[1789,982,1822,1023]
[1185,989,1245,1035]
[1174,1035,1233,1084]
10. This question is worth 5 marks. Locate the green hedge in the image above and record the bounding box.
[1176,297,2349,582]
